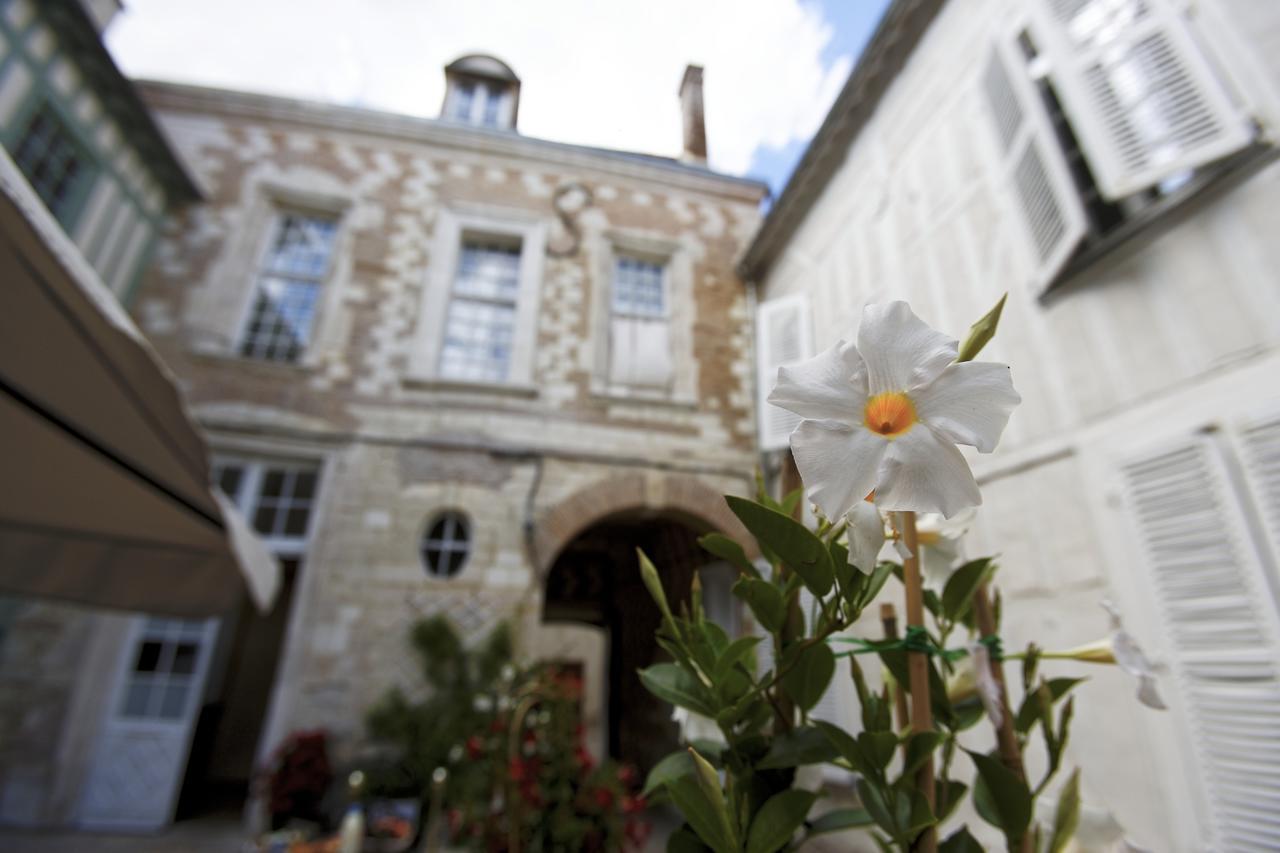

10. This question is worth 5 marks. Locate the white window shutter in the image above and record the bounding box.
[1030,0,1253,200]
[609,316,672,388]
[1121,436,1280,850]
[1239,413,1280,567]
[981,40,1087,293]
[756,293,812,451]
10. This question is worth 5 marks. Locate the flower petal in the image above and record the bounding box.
[768,338,867,423]
[874,426,981,518]
[857,302,958,396]
[915,362,1021,453]
[1136,675,1167,710]
[970,641,1005,728]
[846,501,886,573]
[1112,630,1157,678]
[921,536,961,588]
[790,420,887,522]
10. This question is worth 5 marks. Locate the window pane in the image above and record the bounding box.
[134,641,162,673]
[14,102,92,226]
[482,87,502,127]
[253,504,278,535]
[171,643,198,676]
[292,471,317,500]
[239,278,321,363]
[439,297,516,382]
[122,681,152,718]
[159,682,188,719]
[454,242,521,301]
[451,82,476,120]
[284,507,310,537]
[215,465,244,500]
[612,256,666,318]
[261,470,286,499]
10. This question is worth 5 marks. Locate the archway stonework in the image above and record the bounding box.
[533,471,757,575]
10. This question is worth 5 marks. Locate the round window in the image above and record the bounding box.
[421,511,471,578]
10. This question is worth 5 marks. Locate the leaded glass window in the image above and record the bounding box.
[13,101,94,227]
[439,239,522,382]
[239,213,338,362]
[612,256,666,318]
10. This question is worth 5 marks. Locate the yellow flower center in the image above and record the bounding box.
[864,392,917,438]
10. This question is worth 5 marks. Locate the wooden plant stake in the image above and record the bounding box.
[971,579,1032,853]
[900,511,937,853]
[879,602,911,738]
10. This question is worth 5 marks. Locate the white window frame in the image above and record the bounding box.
[589,230,696,403]
[212,456,320,558]
[407,206,547,390]
[756,292,813,451]
[235,210,341,364]
[607,248,674,391]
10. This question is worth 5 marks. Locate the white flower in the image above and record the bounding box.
[915,509,976,587]
[1102,600,1167,711]
[769,301,1020,519]
[846,499,886,573]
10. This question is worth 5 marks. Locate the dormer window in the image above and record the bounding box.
[441,54,521,131]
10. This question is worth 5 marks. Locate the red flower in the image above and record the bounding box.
[617,765,638,787]
[623,794,646,815]
[465,735,483,760]
[575,745,595,773]
[592,787,614,810]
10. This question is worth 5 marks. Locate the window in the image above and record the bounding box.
[439,239,522,382]
[213,458,319,552]
[239,213,338,363]
[421,512,471,578]
[119,619,207,720]
[983,0,1255,292]
[12,100,95,227]
[447,80,508,128]
[608,255,672,388]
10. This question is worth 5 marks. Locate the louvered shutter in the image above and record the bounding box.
[756,293,812,451]
[609,316,672,388]
[1030,0,1253,200]
[981,39,1087,293]
[1121,436,1280,850]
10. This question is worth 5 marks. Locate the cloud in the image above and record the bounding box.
[106,0,851,176]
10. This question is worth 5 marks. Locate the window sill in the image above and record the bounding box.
[403,376,540,398]
[590,384,697,410]
[1045,143,1278,301]
[188,345,317,374]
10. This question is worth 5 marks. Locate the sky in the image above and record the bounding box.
[106,0,891,196]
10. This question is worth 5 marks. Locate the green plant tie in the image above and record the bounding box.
[978,633,1003,662]
[902,625,934,655]
[830,628,967,662]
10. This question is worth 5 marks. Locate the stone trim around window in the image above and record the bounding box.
[406,204,548,391]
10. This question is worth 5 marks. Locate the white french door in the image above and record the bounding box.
[77,617,218,830]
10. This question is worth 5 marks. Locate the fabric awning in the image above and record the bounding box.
[0,151,278,617]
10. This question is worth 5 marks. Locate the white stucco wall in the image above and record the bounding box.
[755,1,1280,849]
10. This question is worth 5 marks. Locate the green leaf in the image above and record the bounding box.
[940,558,995,623]
[758,726,840,769]
[956,292,1007,363]
[1014,677,1084,734]
[857,730,898,773]
[939,826,984,853]
[692,748,739,853]
[968,750,1032,841]
[639,663,717,717]
[807,808,874,836]
[781,641,836,712]
[856,561,896,610]
[902,788,936,842]
[726,496,834,597]
[714,635,763,683]
[699,533,760,579]
[1049,768,1081,853]
[856,778,902,842]
[668,775,738,853]
[747,789,818,853]
[814,720,874,778]
[902,731,943,779]
[667,825,714,853]
[733,577,786,634]
[780,487,804,518]
[935,780,968,825]
[829,539,856,594]
[644,750,695,797]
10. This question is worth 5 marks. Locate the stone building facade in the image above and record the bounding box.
[742,0,1280,849]
[0,53,767,830]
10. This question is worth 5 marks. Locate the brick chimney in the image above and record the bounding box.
[679,64,707,165]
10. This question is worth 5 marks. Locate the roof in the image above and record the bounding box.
[445,54,521,84]
[41,0,202,205]
[738,0,945,280]
[136,80,770,200]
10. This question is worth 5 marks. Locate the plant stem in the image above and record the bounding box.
[900,511,937,853]
[879,602,911,741]
[971,580,1032,853]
